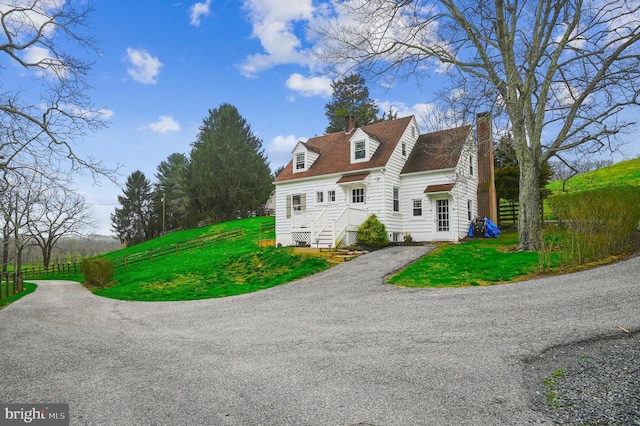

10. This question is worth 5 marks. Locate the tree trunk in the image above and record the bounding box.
[2,229,9,274]
[517,154,543,251]
[42,246,51,270]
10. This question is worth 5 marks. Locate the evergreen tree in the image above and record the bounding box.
[155,153,189,231]
[324,73,381,133]
[111,171,159,246]
[185,104,272,225]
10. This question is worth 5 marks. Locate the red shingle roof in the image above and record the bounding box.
[336,173,370,183]
[424,183,455,193]
[401,125,472,174]
[275,116,414,182]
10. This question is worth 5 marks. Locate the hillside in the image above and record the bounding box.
[547,157,640,194]
[92,216,331,301]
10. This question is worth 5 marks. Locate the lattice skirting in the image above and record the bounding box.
[337,231,358,248]
[292,232,311,247]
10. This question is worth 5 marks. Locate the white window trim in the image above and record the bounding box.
[352,139,367,163]
[412,199,423,217]
[295,152,305,171]
[292,194,302,211]
[316,191,324,204]
[328,190,336,202]
[393,187,400,212]
[352,187,365,204]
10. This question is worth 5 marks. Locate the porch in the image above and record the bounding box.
[291,207,368,248]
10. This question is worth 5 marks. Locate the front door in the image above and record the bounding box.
[433,198,453,241]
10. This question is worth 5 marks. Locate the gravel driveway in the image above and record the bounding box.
[1,246,638,425]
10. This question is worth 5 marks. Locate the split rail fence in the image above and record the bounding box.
[111,227,245,269]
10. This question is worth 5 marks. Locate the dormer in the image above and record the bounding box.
[349,129,380,164]
[292,141,319,173]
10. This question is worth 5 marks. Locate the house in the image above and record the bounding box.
[273,113,497,247]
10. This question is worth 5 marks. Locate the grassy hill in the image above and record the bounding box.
[547,157,640,194]
[91,216,331,301]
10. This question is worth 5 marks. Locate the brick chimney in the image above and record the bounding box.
[476,112,498,222]
[344,115,356,134]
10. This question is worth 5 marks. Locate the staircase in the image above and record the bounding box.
[312,229,334,248]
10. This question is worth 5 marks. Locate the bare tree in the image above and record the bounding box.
[27,184,94,269]
[0,1,116,183]
[317,0,640,250]
[0,172,47,281]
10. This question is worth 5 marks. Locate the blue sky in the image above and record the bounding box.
[70,0,443,234]
[18,0,639,235]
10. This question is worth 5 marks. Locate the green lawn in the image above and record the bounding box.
[389,231,563,288]
[546,157,640,195]
[92,216,332,301]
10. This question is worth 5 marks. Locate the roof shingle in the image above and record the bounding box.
[401,125,472,174]
[275,116,414,182]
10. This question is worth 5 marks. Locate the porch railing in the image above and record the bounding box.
[333,207,368,247]
[311,208,328,243]
[292,207,368,247]
[291,209,320,228]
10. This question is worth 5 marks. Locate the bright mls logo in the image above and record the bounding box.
[0,404,68,425]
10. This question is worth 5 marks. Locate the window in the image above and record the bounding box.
[292,194,302,211]
[402,142,407,156]
[286,193,306,219]
[316,191,324,203]
[467,200,473,221]
[328,190,336,202]
[393,187,400,212]
[412,199,422,216]
[296,153,305,170]
[352,187,365,203]
[469,155,474,175]
[354,140,366,159]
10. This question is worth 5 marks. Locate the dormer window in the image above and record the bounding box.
[354,140,366,159]
[296,153,305,170]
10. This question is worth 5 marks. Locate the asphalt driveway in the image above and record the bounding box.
[1,245,638,425]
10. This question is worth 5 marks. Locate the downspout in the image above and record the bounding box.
[381,168,386,227]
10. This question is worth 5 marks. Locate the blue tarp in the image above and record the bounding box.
[468,217,501,238]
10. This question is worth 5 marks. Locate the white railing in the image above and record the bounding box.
[291,209,321,228]
[293,207,368,247]
[311,208,328,243]
[332,207,368,247]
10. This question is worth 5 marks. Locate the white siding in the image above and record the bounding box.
[275,172,385,246]
[380,117,420,239]
[399,131,478,242]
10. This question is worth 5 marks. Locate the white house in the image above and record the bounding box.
[273,114,497,247]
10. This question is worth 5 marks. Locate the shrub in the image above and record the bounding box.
[357,214,389,248]
[82,258,115,288]
[547,185,640,264]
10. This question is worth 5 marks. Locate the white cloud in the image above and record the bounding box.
[23,46,68,79]
[98,108,115,120]
[266,134,308,168]
[239,0,316,76]
[0,0,62,40]
[285,73,332,97]
[126,48,163,85]
[377,100,433,119]
[189,0,211,27]
[148,116,181,133]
